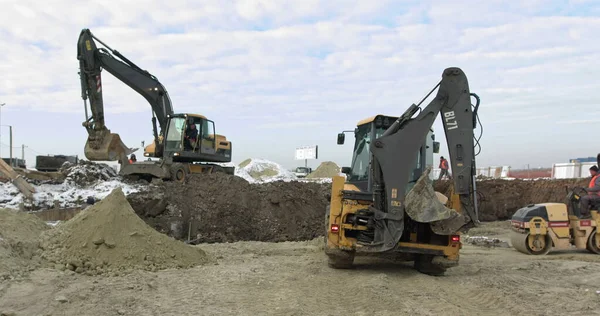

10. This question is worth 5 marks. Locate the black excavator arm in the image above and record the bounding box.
[77,28,173,160]
[369,67,481,252]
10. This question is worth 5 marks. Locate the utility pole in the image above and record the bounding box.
[0,124,12,166]
[8,126,12,167]
[0,103,5,157]
[22,144,25,161]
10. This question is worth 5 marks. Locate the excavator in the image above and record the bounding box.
[324,67,482,275]
[77,28,233,182]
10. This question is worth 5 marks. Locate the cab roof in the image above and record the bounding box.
[170,113,208,119]
[357,115,397,126]
[357,114,434,132]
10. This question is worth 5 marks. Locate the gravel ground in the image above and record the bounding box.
[2,222,600,316]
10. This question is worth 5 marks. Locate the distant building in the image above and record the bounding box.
[1,158,26,168]
[570,157,597,163]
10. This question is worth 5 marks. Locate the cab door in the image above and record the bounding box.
[199,119,216,155]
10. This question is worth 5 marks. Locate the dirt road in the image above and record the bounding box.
[2,221,600,316]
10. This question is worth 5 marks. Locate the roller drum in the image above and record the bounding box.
[510,230,551,255]
[510,231,532,254]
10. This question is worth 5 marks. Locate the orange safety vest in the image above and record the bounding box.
[129,159,134,164]
[589,174,600,195]
[441,159,449,169]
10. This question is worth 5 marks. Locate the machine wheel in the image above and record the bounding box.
[587,229,600,254]
[511,232,552,255]
[170,163,189,183]
[414,255,446,276]
[327,251,355,269]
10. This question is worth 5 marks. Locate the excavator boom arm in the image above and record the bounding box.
[77,28,173,160]
[369,67,480,251]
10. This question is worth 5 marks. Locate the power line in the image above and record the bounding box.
[0,142,20,149]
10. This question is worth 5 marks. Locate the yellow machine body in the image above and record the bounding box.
[326,175,462,261]
[510,202,600,255]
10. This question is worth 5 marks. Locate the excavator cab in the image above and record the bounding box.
[160,114,232,163]
[338,115,440,192]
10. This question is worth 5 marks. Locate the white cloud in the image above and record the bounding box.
[0,0,599,170]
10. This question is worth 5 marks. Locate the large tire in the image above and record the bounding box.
[170,163,189,183]
[414,255,446,276]
[327,251,355,269]
[587,229,600,254]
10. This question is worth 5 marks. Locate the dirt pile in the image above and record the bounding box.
[236,158,297,183]
[129,172,331,243]
[434,178,589,221]
[39,187,210,275]
[306,161,340,179]
[0,208,49,279]
[61,160,118,186]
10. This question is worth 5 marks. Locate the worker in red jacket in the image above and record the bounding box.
[438,156,452,180]
[581,165,600,218]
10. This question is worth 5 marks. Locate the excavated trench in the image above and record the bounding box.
[127,173,592,243]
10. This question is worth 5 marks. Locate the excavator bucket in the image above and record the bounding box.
[84,132,133,161]
[404,167,470,235]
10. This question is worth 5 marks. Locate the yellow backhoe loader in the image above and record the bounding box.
[325,67,482,275]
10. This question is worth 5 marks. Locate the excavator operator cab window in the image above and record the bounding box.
[199,119,216,151]
[183,117,202,151]
[165,117,186,152]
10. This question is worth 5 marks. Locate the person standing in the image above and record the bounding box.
[580,165,600,218]
[438,156,452,180]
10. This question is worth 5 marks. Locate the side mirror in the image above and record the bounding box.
[433,141,440,154]
[337,133,345,145]
[341,167,351,174]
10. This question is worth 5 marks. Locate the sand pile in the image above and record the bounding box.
[39,187,210,275]
[128,172,331,243]
[0,208,49,279]
[307,161,341,179]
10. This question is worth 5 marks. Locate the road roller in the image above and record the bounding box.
[510,188,600,255]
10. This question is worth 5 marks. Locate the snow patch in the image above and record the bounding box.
[0,179,144,210]
[0,161,145,210]
[235,158,298,183]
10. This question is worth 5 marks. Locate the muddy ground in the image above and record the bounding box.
[127,173,331,243]
[2,221,600,316]
[126,174,591,243]
[434,178,589,221]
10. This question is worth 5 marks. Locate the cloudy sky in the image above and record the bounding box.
[0,0,598,170]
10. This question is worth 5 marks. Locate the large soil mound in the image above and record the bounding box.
[40,187,210,275]
[434,178,589,221]
[0,208,49,279]
[130,173,331,243]
[307,161,341,179]
[127,174,594,244]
